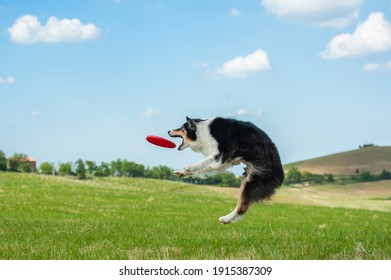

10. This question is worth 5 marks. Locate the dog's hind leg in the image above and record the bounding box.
[218,208,243,224]
[219,172,252,224]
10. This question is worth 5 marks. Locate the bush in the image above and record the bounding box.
[20,162,31,173]
[0,150,7,171]
[203,173,241,187]
[146,165,174,180]
[95,162,111,177]
[359,171,375,182]
[58,162,74,176]
[285,168,334,185]
[285,167,302,184]
[75,159,86,180]
[378,170,391,180]
[40,162,55,175]
[359,144,377,149]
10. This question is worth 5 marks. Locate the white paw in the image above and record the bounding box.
[174,170,186,177]
[184,165,192,172]
[219,215,232,224]
[219,209,243,224]
[174,170,193,178]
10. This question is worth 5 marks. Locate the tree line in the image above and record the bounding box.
[285,166,391,186]
[284,167,335,185]
[0,150,242,188]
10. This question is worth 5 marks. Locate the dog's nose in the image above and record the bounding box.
[168,130,172,136]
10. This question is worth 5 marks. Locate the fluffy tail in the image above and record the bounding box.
[239,144,284,213]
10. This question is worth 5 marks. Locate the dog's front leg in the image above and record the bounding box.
[185,154,218,173]
[174,155,219,178]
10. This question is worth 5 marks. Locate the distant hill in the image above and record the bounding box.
[284,146,391,175]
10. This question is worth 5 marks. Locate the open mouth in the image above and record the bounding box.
[177,139,185,150]
[168,130,185,150]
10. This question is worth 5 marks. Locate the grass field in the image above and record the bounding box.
[0,173,390,260]
[210,180,391,212]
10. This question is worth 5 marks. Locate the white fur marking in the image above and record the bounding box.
[189,118,219,156]
[219,208,243,224]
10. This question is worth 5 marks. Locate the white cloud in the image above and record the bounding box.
[8,14,101,44]
[236,108,248,116]
[141,107,160,118]
[321,12,391,59]
[216,49,271,79]
[261,0,362,28]
[231,8,240,17]
[0,75,16,85]
[318,11,359,29]
[254,108,263,117]
[226,108,263,118]
[31,111,43,118]
[363,60,391,73]
[193,61,209,69]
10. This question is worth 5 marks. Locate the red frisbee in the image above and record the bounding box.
[146,135,176,149]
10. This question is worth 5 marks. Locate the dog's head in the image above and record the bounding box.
[168,116,199,151]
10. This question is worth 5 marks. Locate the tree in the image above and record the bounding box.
[21,162,31,173]
[202,172,237,187]
[110,159,123,177]
[8,153,27,172]
[85,160,97,176]
[378,170,391,180]
[122,161,145,177]
[146,165,173,180]
[58,162,74,176]
[75,159,86,180]
[95,162,111,177]
[40,162,55,175]
[301,171,312,182]
[325,174,334,183]
[358,171,374,182]
[0,150,7,171]
[359,144,377,149]
[285,167,302,184]
[223,173,241,187]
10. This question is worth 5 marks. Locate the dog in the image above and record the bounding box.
[168,117,284,224]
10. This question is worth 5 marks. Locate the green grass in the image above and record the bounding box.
[0,173,390,260]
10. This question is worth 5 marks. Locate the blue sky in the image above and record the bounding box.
[1,0,391,172]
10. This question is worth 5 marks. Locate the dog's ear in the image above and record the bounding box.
[186,116,196,129]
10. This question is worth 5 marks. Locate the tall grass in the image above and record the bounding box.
[0,173,390,259]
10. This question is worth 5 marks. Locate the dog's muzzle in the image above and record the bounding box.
[168,130,186,150]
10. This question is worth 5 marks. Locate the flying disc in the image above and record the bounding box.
[146,135,176,149]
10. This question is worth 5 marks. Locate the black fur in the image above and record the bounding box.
[184,117,198,141]
[170,116,284,222]
[184,116,205,141]
[209,117,284,203]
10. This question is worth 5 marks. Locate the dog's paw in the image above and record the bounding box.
[174,170,186,177]
[219,216,231,224]
[219,210,243,225]
[174,170,193,178]
[184,165,192,172]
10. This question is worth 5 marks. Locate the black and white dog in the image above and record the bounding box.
[168,117,284,224]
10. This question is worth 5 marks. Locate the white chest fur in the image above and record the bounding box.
[189,118,219,156]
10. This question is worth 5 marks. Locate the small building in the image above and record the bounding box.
[20,156,37,173]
